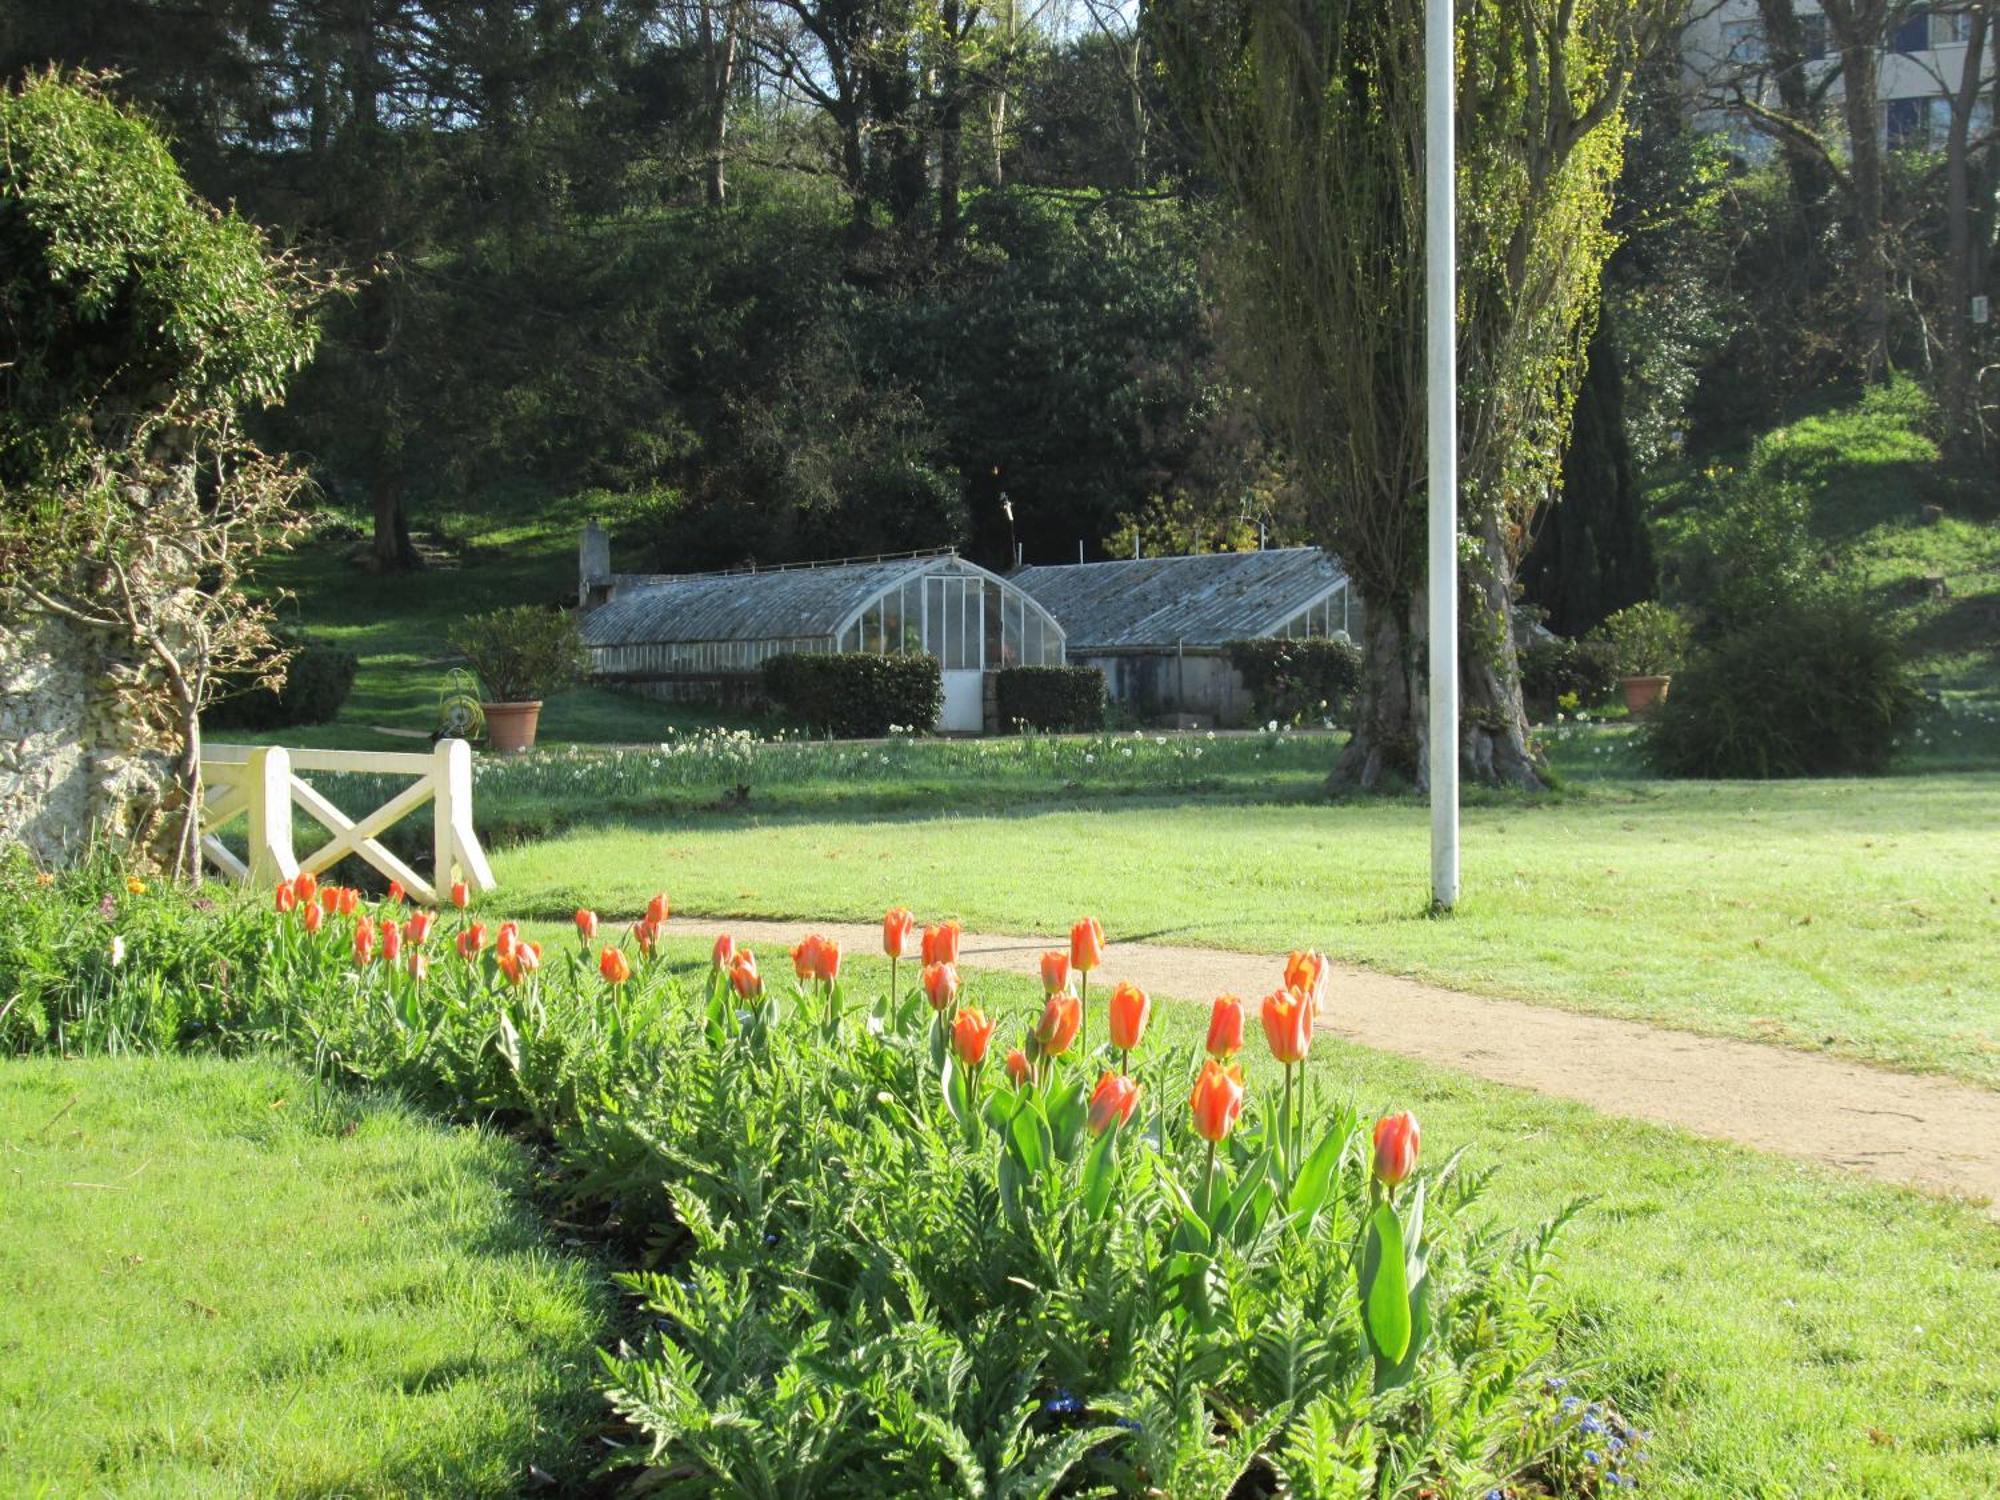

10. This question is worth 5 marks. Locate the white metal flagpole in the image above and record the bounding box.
[1425,0,1460,910]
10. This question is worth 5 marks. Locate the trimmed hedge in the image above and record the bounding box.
[995,666,1106,732]
[1519,636,1619,717]
[204,633,358,730]
[1225,637,1362,725]
[761,651,942,737]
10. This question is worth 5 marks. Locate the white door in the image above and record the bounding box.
[926,574,986,732]
[940,670,983,731]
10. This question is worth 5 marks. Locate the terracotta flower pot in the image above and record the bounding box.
[483,700,543,753]
[1620,675,1671,719]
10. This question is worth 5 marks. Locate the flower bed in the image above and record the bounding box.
[1,858,1642,1495]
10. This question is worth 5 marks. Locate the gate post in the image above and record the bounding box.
[243,745,298,888]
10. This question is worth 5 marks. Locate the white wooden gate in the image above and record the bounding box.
[199,738,495,906]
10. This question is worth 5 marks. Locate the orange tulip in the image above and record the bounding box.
[791,934,822,981]
[404,910,433,946]
[499,941,542,986]
[457,923,487,960]
[1189,1059,1246,1143]
[320,884,341,915]
[301,902,324,935]
[712,931,735,969]
[352,920,375,967]
[1069,916,1104,972]
[274,884,297,914]
[1039,950,1071,996]
[451,880,470,909]
[380,919,402,963]
[1004,1047,1032,1086]
[1285,949,1331,1018]
[292,871,318,905]
[922,920,963,967]
[729,948,762,998]
[599,945,632,985]
[494,922,520,964]
[882,907,917,959]
[1089,1070,1140,1135]
[1034,992,1081,1057]
[386,880,406,905]
[632,919,659,958]
[951,1006,996,1068]
[1260,988,1312,1067]
[1372,1112,1420,1188]
[646,892,670,926]
[407,949,430,982]
[575,908,599,942]
[813,936,842,985]
[922,961,959,1011]
[337,887,359,917]
[1107,981,1151,1053]
[1205,994,1245,1058]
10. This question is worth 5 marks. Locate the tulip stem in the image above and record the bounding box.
[1119,1047,1129,1078]
[1203,1138,1216,1221]
[890,956,898,1007]
[1078,971,1089,1056]
[1282,1064,1294,1178]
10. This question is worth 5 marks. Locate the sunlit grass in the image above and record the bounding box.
[0,1053,612,1497]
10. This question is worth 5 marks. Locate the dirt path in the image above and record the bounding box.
[662,915,2000,1220]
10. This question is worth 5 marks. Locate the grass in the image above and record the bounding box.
[0,1052,612,1497]
[492,754,2000,1090]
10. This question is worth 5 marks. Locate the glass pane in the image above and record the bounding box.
[1003,594,1023,668]
[943,580,963,669]
[1025,609,1043,666]
[839,623,859,652]
[925,578,946,658]
[984,583,1004,670]
[962,579,978,670]
[882,589,903,655]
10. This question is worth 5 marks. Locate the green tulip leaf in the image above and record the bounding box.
[1360,1202,1411,1365]
[1008,1097,1052,1176]
[1286,1120,1346,1226]
[1081,1121,1119,1220]
[1048,1077,1089,1164]
[1373,1262,1431,1392]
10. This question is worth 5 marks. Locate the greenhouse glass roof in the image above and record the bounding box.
[1011,548,1350,651]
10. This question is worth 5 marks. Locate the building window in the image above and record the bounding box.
[1723,18,1766,63]
[1930,7,1973,45]
[1889,6,1929,52]
[1886,96,1925,147]
[1801,14,1829,60]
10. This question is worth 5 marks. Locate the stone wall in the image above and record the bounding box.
[0,609,175,868]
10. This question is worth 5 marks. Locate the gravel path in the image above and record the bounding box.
[660,914,2000,1219]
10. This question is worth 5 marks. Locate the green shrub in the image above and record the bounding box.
[1519,636,1619,715]
[449,606,586,702]
[995,665,1106,732]
[1643,594,1925,778]
[1600,601,1690,677]
[1663,473,1823,637]
[1225,637,1363,725]
[203,633,358,730]
[761,652,942,736]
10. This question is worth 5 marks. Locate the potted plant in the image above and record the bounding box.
[1599,601,1689,719]
[448,606,587,752]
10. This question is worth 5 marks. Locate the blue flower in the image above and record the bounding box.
[1041,1389,1083,1416]
[1581,1416,1605,1436]
[1561,1395,1582,1414]
[1584,1450,1601,1467]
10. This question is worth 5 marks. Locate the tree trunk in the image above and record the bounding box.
[1332,556,1546,794]
[939,0,964,248]
[370,469,417,571]
[703,0,740,207]
[1752,0,1834,218]
[1941,5,1991,449]
[1823,0,1891,377]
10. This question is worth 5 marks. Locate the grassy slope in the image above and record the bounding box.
[0,1054,611,1498]
[509,938,2000,1499]
[496,760,2000,1089]
[238,489,757,750]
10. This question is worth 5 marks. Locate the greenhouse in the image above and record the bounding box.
[577,527,1065,731]
[1012,548,1360,725]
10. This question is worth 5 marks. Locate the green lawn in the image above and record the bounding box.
[0,1053,612,1497]
[494,765,2000,1089]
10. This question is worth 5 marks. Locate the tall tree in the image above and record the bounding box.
[1157,0,1672,790]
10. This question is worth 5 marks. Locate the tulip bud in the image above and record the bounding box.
[813,936,841,985]
[1069,916,1104,972]
[494,922,520,964]
[1004,1048,1032,1086]
[882,907,917,959]
[1372,1112,1420,1188]
[1088,1071,1140,1135]
[951,1006,996,1068]
[386,880,406,905]
[352,920,375,967]
[406,950,429,982]
[599,945,632,986]
[729,949,762,999]
[380,919,402,963]
[575,908,599,942]
[457,923,487,960]
[275,885,297,914]
[791,934,821,982]
[1107,981,1150,1053]
[1189,1059,1246,1143]
[712,931,735,969]
[646,892,670,926]
[1260,988,1312,1067]
[302,902,324,935]
[1034,992,1081,1057]
[1205,994,1245,1058]
[451,881,470,909]
[405,910,433,946]
[922,961,959,1011]
[1039,950,1071,996]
